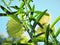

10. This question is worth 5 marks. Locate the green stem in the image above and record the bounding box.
[50,16,60,28]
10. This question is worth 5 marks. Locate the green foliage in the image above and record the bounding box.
[7,19,25,38]
[56,28,60,37]
[0,0,60,45]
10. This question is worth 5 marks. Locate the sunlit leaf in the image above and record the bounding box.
[0,0,60,44]
[27,0,31,4]
[39,13,50,25]
[51,26,55,32]
[35,36,45,42]
[19,13,23,20]
[7,19,25,38]
[20,35,28,44]
[19,1,25,8]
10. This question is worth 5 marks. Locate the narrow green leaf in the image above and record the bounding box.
[32,5,35,12]
[0,11,17,16]
[45,24,50,45]
[30,5,35,15]
[36,9,47,22]
[50,29,59,45]
[37,22,43,28]
[27,3,31,10]
[34,11,49,15]
[0,5,10,13]
[35,32,45,37]
[27,0,31,4]
[50,16,60,28]
[0,5,17,17]
[7,14,21,23]
[2,0,12,11]
[2,0,7,6]
[8,0,13,5]
[46,24,50,38]
[27,0,33,4]
[0,13,6,16]
[19,1,25,8]
[35,36,45,42]
[10,6,19,10]
[55,28,60,37]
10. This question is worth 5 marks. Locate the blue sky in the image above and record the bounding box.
[0,0,60,42]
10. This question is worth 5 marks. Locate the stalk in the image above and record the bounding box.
[50,16,60,28]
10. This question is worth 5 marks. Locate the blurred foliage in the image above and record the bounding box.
[0,0,60,45]
[7,19,25,38]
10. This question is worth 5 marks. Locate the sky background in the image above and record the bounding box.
[0,0,60,44]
